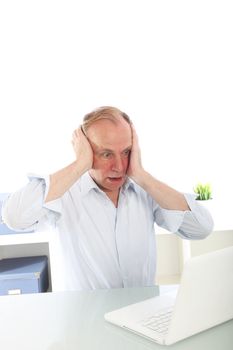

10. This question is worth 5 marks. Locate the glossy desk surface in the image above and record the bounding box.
[0,286,232,350]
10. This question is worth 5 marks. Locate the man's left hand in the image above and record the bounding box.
[127,124,144,182]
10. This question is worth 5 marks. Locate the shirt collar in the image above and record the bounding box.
[79,172,100,196]
[80,172,138,196]
[121,176,138,194]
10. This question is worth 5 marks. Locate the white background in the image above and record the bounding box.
[0,0,232,207]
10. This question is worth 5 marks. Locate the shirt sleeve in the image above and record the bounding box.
[2,174,62,231]
[153,193,214,240]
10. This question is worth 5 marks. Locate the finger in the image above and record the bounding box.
[74,125,83,134]
[80,125,85,134]
[73,127,83,140]
[72,131,77,140]
[130,124,136,143]
[130,123,137,139]
[131,123,137,136]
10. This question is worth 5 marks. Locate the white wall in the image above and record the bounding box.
[0,0,232,204]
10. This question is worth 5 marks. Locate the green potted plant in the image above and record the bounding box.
[193,182,213,214]
[193,183,212,201]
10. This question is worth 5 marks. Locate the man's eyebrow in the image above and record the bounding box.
[98,148,114,153]
[97,146,131,153]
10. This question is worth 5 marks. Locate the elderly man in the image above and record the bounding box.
[2,106,213,291]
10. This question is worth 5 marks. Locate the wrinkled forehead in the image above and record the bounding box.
[86,118,132,151]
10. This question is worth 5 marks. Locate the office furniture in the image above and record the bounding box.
[0,255,49,295]
[0,286,232,350]
[0,227,232,290]
[1,192,233,289]
[156,228,233,284]
[0,232,52,291]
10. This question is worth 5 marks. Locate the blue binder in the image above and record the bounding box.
[0,256,49,295]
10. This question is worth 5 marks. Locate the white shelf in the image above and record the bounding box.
[156,274,181,285]
[0,231,50,246]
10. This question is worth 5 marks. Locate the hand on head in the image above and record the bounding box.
[71,122,144,183]
[72,126,93,173]
[127,124,143,180]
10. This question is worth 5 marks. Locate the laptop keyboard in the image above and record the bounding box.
[140,307,173,335]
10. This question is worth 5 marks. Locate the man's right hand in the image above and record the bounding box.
[72,127,93,173]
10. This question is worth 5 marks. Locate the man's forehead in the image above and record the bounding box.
[87,117,131,136]
[87,119,132,149]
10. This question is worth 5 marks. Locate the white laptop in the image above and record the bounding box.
[104,246,233,345]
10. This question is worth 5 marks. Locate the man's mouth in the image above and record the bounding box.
[107,176,124,182]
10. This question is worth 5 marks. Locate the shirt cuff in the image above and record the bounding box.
[155,207,185,233]
[154,192,213,235]
[177,193,214,239]
[27,173,62,219]
[183,192,199,211]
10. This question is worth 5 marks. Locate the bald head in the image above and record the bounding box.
[82,106,131,135]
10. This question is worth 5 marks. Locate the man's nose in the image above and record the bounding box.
[112,155,124,172]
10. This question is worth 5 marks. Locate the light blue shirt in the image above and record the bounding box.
[2,172,213,291]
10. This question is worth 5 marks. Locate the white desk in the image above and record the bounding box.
[0,286,232,350]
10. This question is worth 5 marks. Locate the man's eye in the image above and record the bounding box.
[123,150,130,157]
[102,152,112,158]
